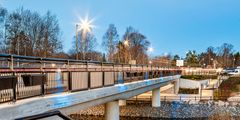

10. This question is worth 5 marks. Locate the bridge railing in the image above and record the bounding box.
[0,54,181,104]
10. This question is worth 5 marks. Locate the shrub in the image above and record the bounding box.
[181,75,218,80]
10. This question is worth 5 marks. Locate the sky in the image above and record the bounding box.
[1,0,240,57]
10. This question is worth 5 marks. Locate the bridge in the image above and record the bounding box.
[0,54,181,120]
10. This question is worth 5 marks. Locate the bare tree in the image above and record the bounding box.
[5,8,62,57]
[122,26,150,64]
[185,50,199,67]
[71,29,97,60]
[102,24,119,62]
[216,43,234,67]
[0,7,7,53]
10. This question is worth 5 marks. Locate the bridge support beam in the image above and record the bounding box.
[152,88,161,107]
[105,101,119,120]
[174,79,180,94]
[119,100,126,106]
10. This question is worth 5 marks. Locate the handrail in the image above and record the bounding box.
[0,54,178,69]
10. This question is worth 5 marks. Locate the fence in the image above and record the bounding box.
[129,95,235,103]
[0,54,181,103]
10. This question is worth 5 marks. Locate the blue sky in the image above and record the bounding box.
[1,0,240,57]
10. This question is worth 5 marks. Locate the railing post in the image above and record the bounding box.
[68,72,72,91]
[142,65,144,79]
[12,72,17,102]
[40,58,43,71]
[102,71,105,86]
[41,73,45,96]
[86,61,88,71]
[130,64,132,81]
[113,63,115,83]
[88,71,91,89]
[10,55,14,70]
[122,64,124,83]
[151,65,153,78]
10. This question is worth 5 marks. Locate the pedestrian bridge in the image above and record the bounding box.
[0,54,181,120]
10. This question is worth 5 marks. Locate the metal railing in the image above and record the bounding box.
[0,54,181,103]
[129,95,237,102]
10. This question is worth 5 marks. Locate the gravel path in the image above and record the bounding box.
[70,101,240,120]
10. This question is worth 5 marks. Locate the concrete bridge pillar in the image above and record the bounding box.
[174,79,180,94]
[105,101,119,120]
[152,88,161,107]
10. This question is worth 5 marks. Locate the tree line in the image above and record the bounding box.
[187,43,240,68]
[0,7,62,58]
[152,43,240,68]
[0,7,151,64]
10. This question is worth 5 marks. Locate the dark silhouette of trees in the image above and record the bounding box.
[216,43,234,67]
[0,7,7,53]
[116,26,150,64]
[233,52,240,67]
[198,46,216,68]
[185,50,199,67]
[2,7,62,57]
[69,29,99,60]
[191,43,237,68]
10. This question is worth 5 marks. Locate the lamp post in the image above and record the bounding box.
[75,16,94,60]
[75,24,79,60]
[4,23,10,54]
[148,47,154,65]
[211,58,214,68]
[123,39,131,63]
[233,58,236,68]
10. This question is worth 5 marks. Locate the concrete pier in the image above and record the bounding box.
[105,101,119,120]
[174,79,180,94]
[152,88,161,107]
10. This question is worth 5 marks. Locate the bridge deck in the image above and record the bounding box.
[0,75,180,119]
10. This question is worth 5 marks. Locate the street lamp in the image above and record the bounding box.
[148,47,154,53]
[123,40,129,46]
[233,58,236,68]
[211,58,215,69]
[75,24,79,60]
[75,16,94,60]
[123,39,132,63]
[147,47,154,65]
[4,23,10,54]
